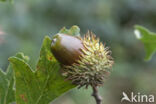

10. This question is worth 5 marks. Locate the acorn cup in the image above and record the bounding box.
[51,31,114,88]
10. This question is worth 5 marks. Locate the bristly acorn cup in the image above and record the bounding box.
[51,31,114,104]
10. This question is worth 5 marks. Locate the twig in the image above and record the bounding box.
[92,86,102,104]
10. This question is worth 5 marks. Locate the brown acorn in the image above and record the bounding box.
[51,32,114,88]
[51,33,85,65]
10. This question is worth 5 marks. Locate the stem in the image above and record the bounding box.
[92,86,102,104]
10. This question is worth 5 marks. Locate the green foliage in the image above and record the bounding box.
[0,53,29,104]
[59,25,80,36]
[7,26,79,104]
[134,25,156,61]
[0,66,14,104]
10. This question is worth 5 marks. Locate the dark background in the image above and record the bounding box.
[0,0,156,104]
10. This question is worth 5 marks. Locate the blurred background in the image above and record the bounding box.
[0,0,156,104]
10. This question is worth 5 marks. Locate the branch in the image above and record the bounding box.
[92,86,102,104]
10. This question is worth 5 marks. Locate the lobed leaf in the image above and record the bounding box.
[7,26,79,104]
[9,36,76,104]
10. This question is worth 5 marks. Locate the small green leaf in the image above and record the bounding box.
[134,25,156,61]
[0,52,29,104]
[59,25,80,36]
[9,36,76,104]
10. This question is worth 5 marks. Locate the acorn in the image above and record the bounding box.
[51,33,85,65]
[51,32,114,88]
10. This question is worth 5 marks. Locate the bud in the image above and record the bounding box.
[51,32,114,88]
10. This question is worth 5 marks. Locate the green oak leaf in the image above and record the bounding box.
[59,25,80,36]
[9,36,76,104]
[0,53,29,104]
[134,25,156,61]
